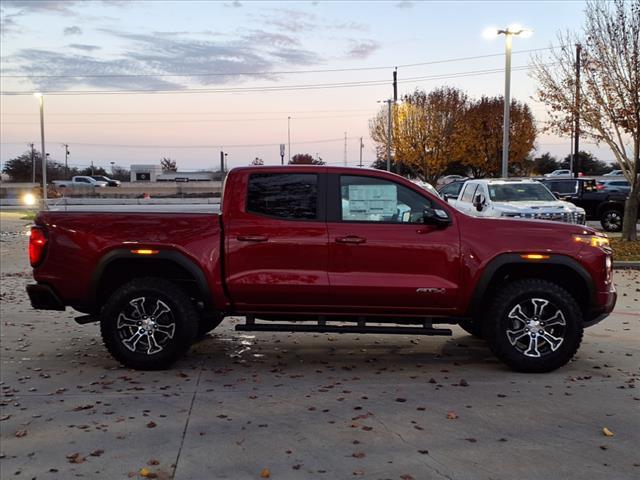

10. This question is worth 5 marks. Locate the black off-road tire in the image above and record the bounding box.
[485,279,584,373]
[600,208,623,232]
[100,277,198,370]
[457,318,484,338]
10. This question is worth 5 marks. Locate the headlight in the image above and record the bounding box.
[573,234,610,249]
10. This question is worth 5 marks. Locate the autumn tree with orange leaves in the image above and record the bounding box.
[460,96,536,178]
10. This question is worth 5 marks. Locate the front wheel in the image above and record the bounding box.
[100,277,198,370]
[600,209,623,232]
[485,279,583,373]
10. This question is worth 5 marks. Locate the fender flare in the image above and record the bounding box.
[90,249,213,309]
[468,253,595,316]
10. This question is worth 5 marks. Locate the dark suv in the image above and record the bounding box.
[538,177,632,232]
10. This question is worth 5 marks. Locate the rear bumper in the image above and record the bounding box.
[26,284,65,311]
[584,286,617,328]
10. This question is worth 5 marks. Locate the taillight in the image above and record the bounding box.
[29,227,48,267]
[596,183,605,190]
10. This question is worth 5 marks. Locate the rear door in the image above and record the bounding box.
[225,171,329,310]
[326,173,461,314]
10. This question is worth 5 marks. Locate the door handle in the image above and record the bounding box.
[335,235,366,244]
[237,235,268,242]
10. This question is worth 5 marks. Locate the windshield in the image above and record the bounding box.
[488,183,556,202]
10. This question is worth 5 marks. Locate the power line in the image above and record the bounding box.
[0,64,543,96]
[0,47,556,79]
[0,108,375,116]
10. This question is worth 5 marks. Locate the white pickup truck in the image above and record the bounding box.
[449,178,586,225]
[52,176,108,188]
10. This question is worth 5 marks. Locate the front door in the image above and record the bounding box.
[225,171,329,311]
[327,173,460,315]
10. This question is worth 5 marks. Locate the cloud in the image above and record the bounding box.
[259,8,367,33]
[224,0,242,6]
[396,1,414,8]
[0,11,21,36]
[5,30,324,91]
[64,25,82,35]
[68,43,101,52]
[242,30,299,47]
[346,39,381,59]
[2,0,77,13]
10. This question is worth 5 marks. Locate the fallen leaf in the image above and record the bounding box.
[147,421,157,428]
[148,459,160,466]
[446,411,458,420]
[15,430,27,438]
[352,452,366,458]
[602,427,614,437]
[90,449,104,457]
[260,468,270,478]
[66,453,85,464]
[0,415,10,421]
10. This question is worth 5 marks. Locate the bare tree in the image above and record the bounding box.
[531,0,640,240]
[161,157,177,172]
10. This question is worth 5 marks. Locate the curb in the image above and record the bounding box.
[614,261,640,270]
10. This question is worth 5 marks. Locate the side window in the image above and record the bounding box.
[441,182,462,197]
[460,183,478,203]
[340,175,430,223]
[77,177,90,183]
[549,180,576,194]
[247,173,318,220]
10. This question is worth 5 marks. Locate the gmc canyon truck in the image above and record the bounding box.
[27,166,616,373]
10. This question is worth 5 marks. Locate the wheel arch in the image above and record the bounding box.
[90,249,213,313]
[468,253,594,320]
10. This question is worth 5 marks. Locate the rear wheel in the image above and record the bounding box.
[100,277,198,370]
[485,279,583,373]
[600,208,623,232]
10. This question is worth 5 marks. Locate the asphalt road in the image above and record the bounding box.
[1,212,639,480]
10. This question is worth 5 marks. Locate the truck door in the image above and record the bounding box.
[326,173,460,314]
[225,171,330,311]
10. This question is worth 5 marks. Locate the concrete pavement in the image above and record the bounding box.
[1,212,639,480]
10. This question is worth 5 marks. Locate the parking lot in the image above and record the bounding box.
[1,211,639,480]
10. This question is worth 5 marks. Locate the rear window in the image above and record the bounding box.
[247,173,318,220]
[545,180,577,194]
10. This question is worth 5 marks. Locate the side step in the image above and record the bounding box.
[235,317,451,336]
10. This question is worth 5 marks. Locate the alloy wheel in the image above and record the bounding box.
[116,296,176,355]
[506,298,566,358]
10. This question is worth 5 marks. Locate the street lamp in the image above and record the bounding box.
[33,93,47,205]
[483,24,532,178]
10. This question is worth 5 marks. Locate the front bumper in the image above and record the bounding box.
[26,284,65,311]
[584,285,617,328]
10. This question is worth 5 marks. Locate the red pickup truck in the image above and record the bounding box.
[27,166,616,372]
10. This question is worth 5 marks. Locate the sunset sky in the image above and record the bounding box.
[0,0,613,173]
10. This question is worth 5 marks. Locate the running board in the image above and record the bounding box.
[235,321,452,336]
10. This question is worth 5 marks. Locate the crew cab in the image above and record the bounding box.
[52,176,108,188]
[27,166,616,373]
[450,179,586,225]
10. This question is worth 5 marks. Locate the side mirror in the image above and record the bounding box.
[443,193,456,203]
[473,193,486,212]
[423,207,452,228]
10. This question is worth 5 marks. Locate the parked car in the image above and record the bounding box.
[449,179,586,225]
[437,180,466,201]
[436,174,467,187]
[52,176,108,188]
[596,178,630,194]
[27,166,615,373]
[538,177,635,232]
[602,169,623,176]
[544,169,572,178]
[411,180,441,198]
[91,175,121,187]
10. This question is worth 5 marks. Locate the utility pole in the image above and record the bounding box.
[220,150,225,178]
[29,143,35,183]
[90,160,94,176]
[359,137,363,167]
[287,116,291,164]
[63,143,69,178]
[573,43,581,178]
[393,68,397,102]
[501,33,513,178]
[344,132,347,166]
[386,100,392,172]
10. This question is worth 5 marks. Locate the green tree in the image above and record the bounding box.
[533,152,561,175]
[560,151,610,175]
[2,151,72,182]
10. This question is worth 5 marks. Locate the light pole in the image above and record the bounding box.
[483,24,532,178]
[34,93,47,205]
[287,116,291,164]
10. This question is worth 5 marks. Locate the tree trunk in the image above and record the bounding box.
[621,193,638,241]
